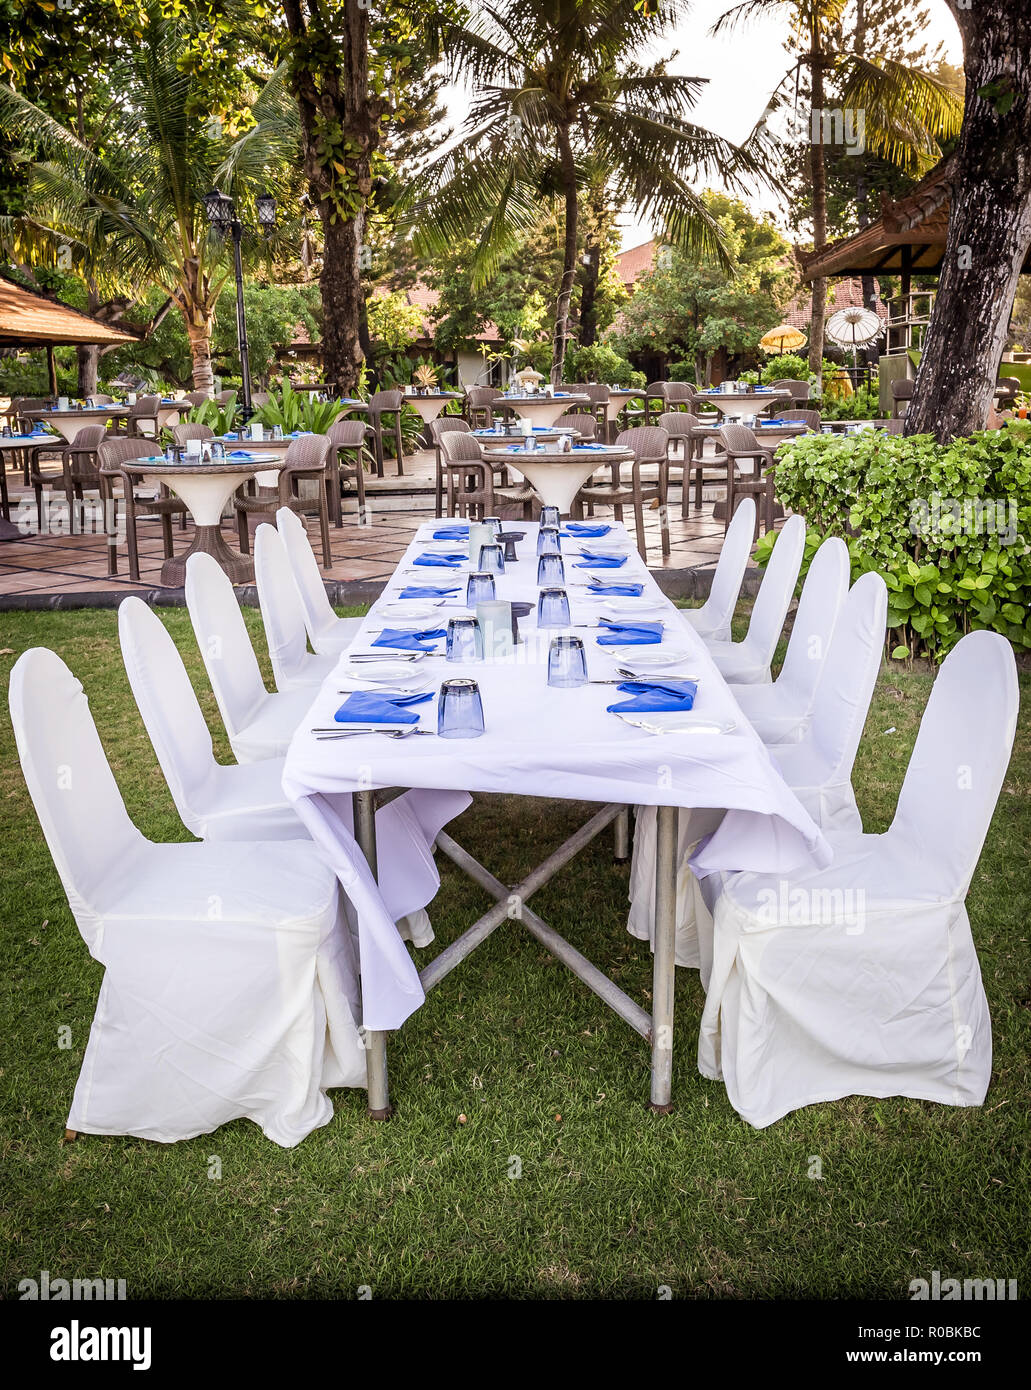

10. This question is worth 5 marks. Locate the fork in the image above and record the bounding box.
[312,727,433,739]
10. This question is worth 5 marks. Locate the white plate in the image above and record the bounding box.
[616,712,736,735]
[421,539,471,551]
[606,645,692,667]
[581,543,631,557]
[377,602,439,620]
[596,598,667,617]
[340,659,426,681]
[339,672,432,693]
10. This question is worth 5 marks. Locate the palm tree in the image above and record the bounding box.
[713,0,961,383]
[408,0,773,384]
[0,13,288,392]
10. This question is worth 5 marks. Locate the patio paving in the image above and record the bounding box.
[0,445,750,604]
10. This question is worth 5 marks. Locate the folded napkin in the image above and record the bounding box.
[563,523,611,538]
[413,553,466,567]
[334,690,434,724]
[587,581,644,597]
[596,618,664,646]
[372,626,447,651]
[608,679,698,714]
[399,584,460,598]
[575,551,627,569]
[432,526,470,540]
[228,449,254,458]
[574,444,607,451]
[760,419,785,427]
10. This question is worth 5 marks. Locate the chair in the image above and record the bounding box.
[728,537,851,744]
[234,433,333,568]
[463,385,499,430]
[683,497,756,643]
[892,378,915,418]
[766,570,888,832]
[29,424,106,533]
[698,627,1017,1129]
[325,418,369,525]
[657,411,709,516]
[582,383,611,437]
[171,422,214,450]
[714,424,779,538]
[438,430,534,521]
[769,378,811,409]
[126,394,161,438]
[276,506,365,656]
[704,512,806,683]
[98,437,187,581]
[254,523,340,692]
[183,390,212,409]
[784,408,821,431]
[365,389,405,477]
[574,425,670,561]
[553,411,596,440]
[429,416,473,518]
[217,389,237,406]
[184,552,319,762]
[8,645,365,1147]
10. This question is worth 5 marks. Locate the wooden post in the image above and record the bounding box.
[46,344,58,395]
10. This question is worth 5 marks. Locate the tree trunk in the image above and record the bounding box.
[551,126,579,385]
[807,32,829,387]
[184,315,215,393]
[906,3,1031,440]
[321,207,366,394]
[579,241,601,347]
[77,344,100,396]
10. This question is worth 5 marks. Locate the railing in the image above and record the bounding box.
[885,291,935,355]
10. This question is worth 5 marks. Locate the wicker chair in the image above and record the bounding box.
[574,425,670,561]
[29,423,106,533]
[463,385,499,430]
[769,378,811,409]
[98,436,188,580]
[217,390,238,406]
[438,431,534,521]
[892,379,915,418]
[713,424,779,539]
[657,411,711,516]
[126,394,162,438]
[784,408,822,431]
[183,391,212,409]
[553,411,596,440]
[234,433,333,567]
[365,389,405,477]
[8,398,49,481]
[429,417,472,518]
[171,422,214,449]
[325,418,369,524]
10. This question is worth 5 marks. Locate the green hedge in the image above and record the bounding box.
[759,429,1031,659]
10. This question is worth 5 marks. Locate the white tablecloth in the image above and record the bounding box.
[282,521,828,1029]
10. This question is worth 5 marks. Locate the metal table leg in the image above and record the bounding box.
[353,789,392,1120]
[649,804,678,1113]
[613,806,630,862]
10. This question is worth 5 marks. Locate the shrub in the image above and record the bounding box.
[760,429,1031,659]
[253,381,350,434]
[565,343,644,387]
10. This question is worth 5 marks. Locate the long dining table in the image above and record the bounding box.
[281,519,828,1119]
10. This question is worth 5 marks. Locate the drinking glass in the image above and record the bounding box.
[537,526,561,556]
[437,678,485,738]
[446,617,483,663]
[537,552,565,586]
[537,587,571,629]
[478,542,505,574]
[466,571,496,606]
[483,516,502,537]
[540,505,561,529]
[547,636,588,688]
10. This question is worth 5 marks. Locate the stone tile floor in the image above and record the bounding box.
[0,447,745,602]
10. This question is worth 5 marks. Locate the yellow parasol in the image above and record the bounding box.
[759,324,808,356]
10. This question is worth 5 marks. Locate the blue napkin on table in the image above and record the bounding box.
[372,626,447,651]
[596,618,664,646]
[573,444,607,451]
[228,449,255,458]
[587,581,644,597]
[575,550,627,569]
[760,419,785,427]
[334,690,434,724]
[413,552,466,567]
[432,526,470,540]
[562,523,611,538]
[399,584,460,598]
[607,679,698,713]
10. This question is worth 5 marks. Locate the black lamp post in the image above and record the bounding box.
[202,188,276,421]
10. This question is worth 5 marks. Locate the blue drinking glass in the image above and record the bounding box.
[547,635,588,688]
[537,552,565,586]
[537,526,561,556]
[466,571,496,606]
[537,587,571,629]
[437,677,485,738]
[478,542,505,574]
[483,516,502,537]
[540,505,561,529]
[446,616,483,663]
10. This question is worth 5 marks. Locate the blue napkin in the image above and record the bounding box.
[574,444,607,451]
[413,553,466,567]
[575,551,627,569]
[760,419,785,426]
[372,626,447,651]
[334,690,434,724]
[562,523,611,538]
[596,618,664,646]
[587,581,644,597]
[399,584,460,598]
[228,449,254,458]
[608,679,697,713]
[432,526,470,540]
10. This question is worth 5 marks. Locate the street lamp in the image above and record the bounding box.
[202,188,276,420]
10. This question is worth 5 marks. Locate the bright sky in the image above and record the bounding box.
[436,0,964,252]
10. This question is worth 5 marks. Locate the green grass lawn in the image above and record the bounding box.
[0,604,1028,1300]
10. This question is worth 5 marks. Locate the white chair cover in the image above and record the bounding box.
[276,506,362,656]
[254,523,338,691]
[683,498,755,643]
[117,595,467,934]
[185,551,317,763]
[706,513,806,683]
[8,647,366,1147]
[699,629,1019,1128]
[729,536,850,744]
